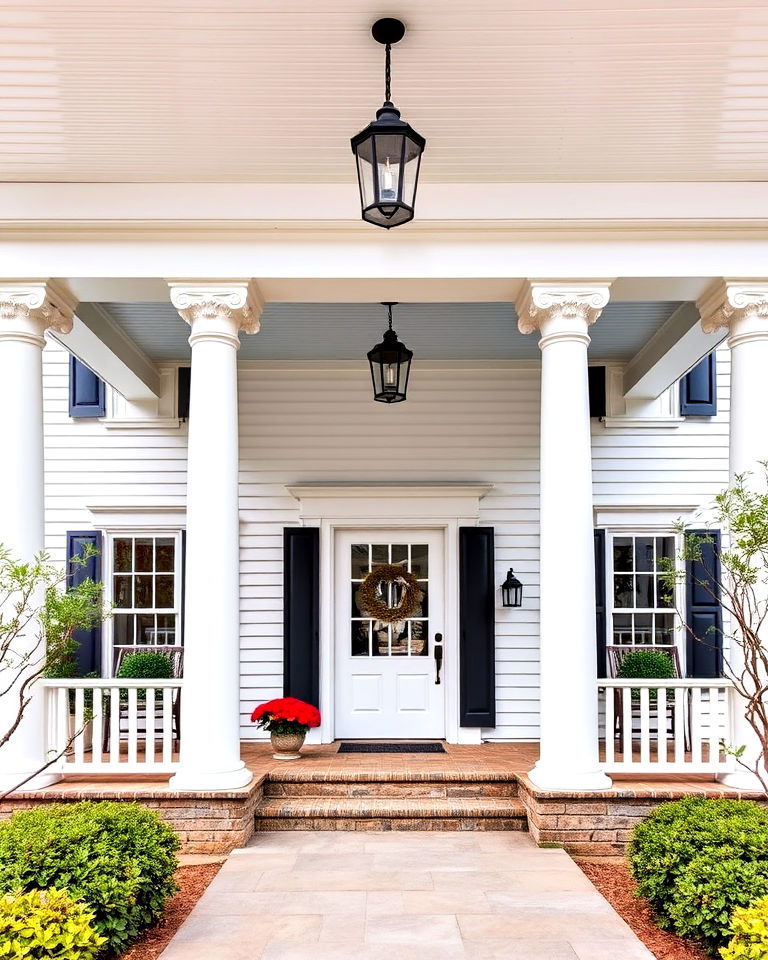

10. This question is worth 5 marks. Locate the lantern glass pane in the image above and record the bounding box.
[373,134,402,214]
[356,149,375,210]
[401,139,422,207]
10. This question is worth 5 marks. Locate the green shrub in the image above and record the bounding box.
[616,649,676,681]
[628,797,768,950]
[117,651,173,681]
[0,887,106,960]
[720,895,768,959]
[0,802,180,955]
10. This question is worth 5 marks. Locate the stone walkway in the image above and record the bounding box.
[159,831,654,960]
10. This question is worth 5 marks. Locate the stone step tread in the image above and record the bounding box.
[265,770,517,783]
[255,797,527,819]
[264,783,518,798]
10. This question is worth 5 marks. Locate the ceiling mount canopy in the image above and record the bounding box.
[351,18,426,230]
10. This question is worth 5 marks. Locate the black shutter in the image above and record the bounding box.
[588,366,606,419]
[283,527,320,706]
[66,531,103,675]
[459,526,496,727]
[177,367,191,420]
[69,356,105,418]
[180,530,186,645]
[680,353,717,417]
[594,530,607,677]
[685,529,723,678]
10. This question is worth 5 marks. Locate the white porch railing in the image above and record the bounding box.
[599,678,735,775]
[40,679,183,775]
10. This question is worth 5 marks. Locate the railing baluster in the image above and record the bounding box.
[708,686,720,768]
[73,687,85,765]
[656,686,667,766]
[57,687,69,768]
[639,687,650,766]
[127,688,138,766]
[604,687,615,766]
[162,687,173,765]
[622,686,633,766]
[690,686,702,766]
[145,688,156,766]
[91,686,103,767]
[109,686,120,766]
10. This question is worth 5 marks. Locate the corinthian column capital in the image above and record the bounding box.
[0,281,76,346]
[169,280,263,348]
[515,280,612,343]
[697,279,768,343]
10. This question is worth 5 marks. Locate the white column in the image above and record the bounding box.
[516,281,613,791]
[168,281,262,791]
[0,281,75,791]
[698,279,768,790]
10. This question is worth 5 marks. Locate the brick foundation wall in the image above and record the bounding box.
[0,779,264,854]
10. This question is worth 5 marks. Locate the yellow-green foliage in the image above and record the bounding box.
[721,897,768,960]
[0,888,106,959]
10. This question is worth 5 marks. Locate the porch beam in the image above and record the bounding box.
[48,301,162,400]
[623,301,726,400]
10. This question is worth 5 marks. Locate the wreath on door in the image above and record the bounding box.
[357,564,423,624]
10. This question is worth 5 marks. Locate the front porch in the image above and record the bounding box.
[3,740,760,857]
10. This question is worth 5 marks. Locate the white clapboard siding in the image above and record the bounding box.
[41,339,730,742]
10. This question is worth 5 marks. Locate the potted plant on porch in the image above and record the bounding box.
[251,697,321,759]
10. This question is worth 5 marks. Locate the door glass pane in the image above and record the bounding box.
[410,620,429,656]
[372,544,389,566]
[410,544,428,578]
[351,620,370,656]
[390,621,408,655]
[351,544,369,579]
[374,623,389,656]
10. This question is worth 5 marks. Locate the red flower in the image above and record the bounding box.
[250,697,321,729]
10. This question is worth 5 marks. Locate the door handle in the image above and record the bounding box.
[434,634,443,685]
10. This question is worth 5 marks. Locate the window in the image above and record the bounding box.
[109,533,182,654]
[609,534,678,647]
[350,542,428,657]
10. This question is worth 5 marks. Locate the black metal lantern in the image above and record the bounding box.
[501,568,523,608]
[351,18,426,229]
[367,302,413,403]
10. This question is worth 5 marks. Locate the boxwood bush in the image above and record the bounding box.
[0,887,106,959]
[0,802,180,954]
[721,895,768,960]
[628,797,768,950]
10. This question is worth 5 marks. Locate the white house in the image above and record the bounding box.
[0,0,766,800]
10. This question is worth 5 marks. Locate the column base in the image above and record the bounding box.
[528,761,612,792]
[717,768,765,792]
[169,762,253,792]
[0,769,61,793]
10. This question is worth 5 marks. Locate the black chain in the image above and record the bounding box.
[387,303,393,330]
[385,43,391,102]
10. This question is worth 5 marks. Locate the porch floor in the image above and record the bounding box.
[31,740,753,798]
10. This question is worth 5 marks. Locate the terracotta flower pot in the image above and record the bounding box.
[270,730,306,760]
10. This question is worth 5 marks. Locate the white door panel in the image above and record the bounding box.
[335,530,445,739]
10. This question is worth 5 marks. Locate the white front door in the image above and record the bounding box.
[334,530,446,739]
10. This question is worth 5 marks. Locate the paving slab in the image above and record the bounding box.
[159,831,655,959]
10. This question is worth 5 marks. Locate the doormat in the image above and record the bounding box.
[337,742,446,754]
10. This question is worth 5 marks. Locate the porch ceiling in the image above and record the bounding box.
[100,300,683,362]
[3,0,768,184]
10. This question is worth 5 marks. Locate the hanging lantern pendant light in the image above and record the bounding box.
[351,19,426,229]
[367,302,414,403]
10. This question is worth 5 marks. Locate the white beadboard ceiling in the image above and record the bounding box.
[101,300,682,361]
[2,0,768,183]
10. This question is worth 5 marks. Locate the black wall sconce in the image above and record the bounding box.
[501,568,523,608]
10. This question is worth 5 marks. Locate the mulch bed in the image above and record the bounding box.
[578,859,711,960]
[119,861,222,960]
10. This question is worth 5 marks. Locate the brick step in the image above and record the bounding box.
[263,778,518,800]
[254,796,529,832]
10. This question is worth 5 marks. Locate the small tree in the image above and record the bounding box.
[659,468,768,792]
[0,544,104,788]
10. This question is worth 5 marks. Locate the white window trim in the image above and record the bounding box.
[101,528,183,677]
[103,363,186,431]
[603,528,687,672]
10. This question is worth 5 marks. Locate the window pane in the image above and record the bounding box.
[657,576,673,608]
[614,575,633,607]
[656,613,675,646]
[391,544,408,565]
[351,620,370,656]
[635,536,654,572]
[113,538,132,573]
[351,544,369,580]
[613,613,632,644]
[373,623,389,656]
[390,621,408,655]
[613,537,633,572]
[352,584,366,616]
[410,544,428,578]
[113,613,134,646]
[410,620,428,656]
[135,538,153,572]
[113,575,132,608]
[155,575,174,609]
[635,575,654,607]
[156,614,177,645]
[155,538,175,573]
[137,613,156,644]
[634,613,652,644]
[372,544,389,566]
[135,575,153,608]
[656,537,675,562]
